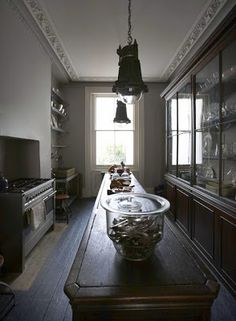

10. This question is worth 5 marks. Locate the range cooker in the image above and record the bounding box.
[0,178,56,273]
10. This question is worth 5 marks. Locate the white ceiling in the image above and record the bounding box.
[28,0,230,82]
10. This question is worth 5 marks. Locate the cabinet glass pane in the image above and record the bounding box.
[222,123,236,200]
[167,136,177,176]
[195,129,220,193]
[167,94,177,176]
[177,81,192,182]
[221,39,236,201]
[178,133,191,181]
[195,56,220,130]
[178,82,192,132]
[167,95,177,136]
[195,56,220,192]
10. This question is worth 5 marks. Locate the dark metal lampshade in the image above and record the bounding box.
[112,40,148,104]
[113,100,131,124]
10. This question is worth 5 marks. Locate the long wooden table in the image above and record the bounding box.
[64,174,219,321]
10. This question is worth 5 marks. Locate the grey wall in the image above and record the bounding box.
[0,1,52,178]
[0,137,40,180]
[61,82,167,193]
[144,83,167,190]
[0,1,168,187]
[60,83,87,187]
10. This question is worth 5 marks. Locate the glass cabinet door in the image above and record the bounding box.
[221,39,236,201]
[195,56,220,193]
[165,27,236,205]
[166,95,177,176]
[177,81,192,182]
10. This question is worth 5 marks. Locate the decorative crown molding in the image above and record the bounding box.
[162,0,228,80]
[8,0,229,82]
[10,0,78,81]
[23,0,78,80]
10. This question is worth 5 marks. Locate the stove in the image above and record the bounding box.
[2,178,55,209]
[7,178,52,193]
[0,177,56,273]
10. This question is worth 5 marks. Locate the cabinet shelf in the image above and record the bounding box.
[55,173,80,212]
[202,156,219,160]
[51,88,69,169]
[196,66,236,94]
[196,121,220,131]
[51,106,67,118]
[56,173,78,183]
[222,115,236,126]
[197,113,236,130]
[51,144,67,148]
[51,89,68,105]
[51,126,66,133]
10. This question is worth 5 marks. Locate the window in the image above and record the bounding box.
[85,87,144,196]
[85,86,143,168]
[94,95,135,166]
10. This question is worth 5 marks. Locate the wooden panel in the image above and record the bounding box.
[219,216,236,288]
[176,188,190,235]
[165,181,176,218]
[192,199,215,261]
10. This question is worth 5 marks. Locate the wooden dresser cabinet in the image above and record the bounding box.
[165,180,236,297]
[162,6,236,297]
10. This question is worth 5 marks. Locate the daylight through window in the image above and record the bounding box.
[94,95,135,166]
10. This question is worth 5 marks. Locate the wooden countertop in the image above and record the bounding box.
[64,173,219,321]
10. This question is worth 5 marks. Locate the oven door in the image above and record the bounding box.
[43,190,56,216]
[23,190,56,257]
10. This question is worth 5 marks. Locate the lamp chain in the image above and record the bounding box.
[127,0,133,45]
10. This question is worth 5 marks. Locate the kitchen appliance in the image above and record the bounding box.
[0,178,55,273]
[101,193,170,261]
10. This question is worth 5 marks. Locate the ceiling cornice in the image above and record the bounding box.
[23,0,79,80]
[8,0,78,81]
[161,0,228,80]
[8,0,229,82]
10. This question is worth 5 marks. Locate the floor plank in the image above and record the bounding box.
[1,198,94,321]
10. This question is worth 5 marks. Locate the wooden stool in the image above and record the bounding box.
[55,194,71,224]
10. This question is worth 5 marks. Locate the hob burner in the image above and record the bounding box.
[7,178,52,193]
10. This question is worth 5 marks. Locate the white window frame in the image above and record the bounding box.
[85,86,144,196]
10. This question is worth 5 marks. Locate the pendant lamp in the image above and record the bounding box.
[113,100,131,124]
[112,0,148,104]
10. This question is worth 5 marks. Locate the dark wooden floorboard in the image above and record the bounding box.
[29,198,93,300]
[63,302,72,321]
[1,197,236,321]
[212,284,236,321]
[2,198,94,321]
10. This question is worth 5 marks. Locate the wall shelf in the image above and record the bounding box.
[51,126,66,133]
[51,106,67,118]
[51,145,67,148]
[51,88,69,166]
